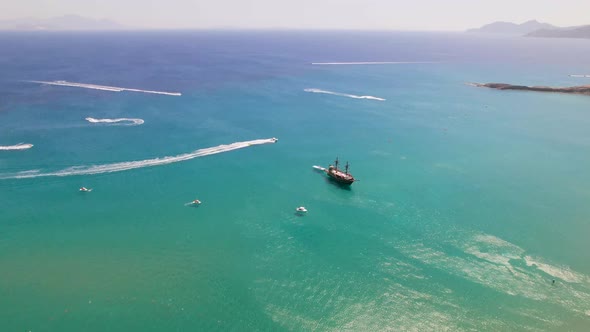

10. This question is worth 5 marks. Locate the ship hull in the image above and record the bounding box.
[326,172,355,185]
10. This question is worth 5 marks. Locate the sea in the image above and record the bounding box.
[1,30,590,331]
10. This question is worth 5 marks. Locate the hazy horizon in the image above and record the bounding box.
[1,0,589,31]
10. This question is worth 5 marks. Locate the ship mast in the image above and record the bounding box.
[334,157,339,169]
[345,161,349,174]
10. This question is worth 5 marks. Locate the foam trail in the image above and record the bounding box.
[0,143,33,151]
[524,256,584,283]
[17,170,40,175]
[0,138,277,179]
[570,74,590,78]
[311,61,438,65]
[304,88,385,101]
[28,80,181,96]
[86,117,144,126]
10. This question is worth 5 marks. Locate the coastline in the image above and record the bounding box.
[470,82,590,96]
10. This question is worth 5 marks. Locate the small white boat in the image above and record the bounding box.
[184,199,202,207]
[272,137,279,142]
[295,206,307,213]
[79,187,92,192]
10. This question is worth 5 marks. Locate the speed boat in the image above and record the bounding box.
[295,206,307,213]
[192,199,202,205]
[79,187,92,192]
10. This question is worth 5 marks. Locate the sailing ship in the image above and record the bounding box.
[325,157,355,185]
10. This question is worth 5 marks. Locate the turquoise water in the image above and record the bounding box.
[2,31,590,331]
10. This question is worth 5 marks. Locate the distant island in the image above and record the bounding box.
[471,83,590,96]
[466,20,557,35]
[0,15,124,31]
[526,25,590,39]
[467,20,590,39]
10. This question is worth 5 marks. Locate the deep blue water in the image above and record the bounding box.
[1,31,590,331]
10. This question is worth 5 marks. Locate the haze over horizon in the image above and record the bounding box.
[1,0,589,31]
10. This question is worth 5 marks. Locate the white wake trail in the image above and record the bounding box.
[86,117,145,126]
[0,138,277,179]
[28,80,181,96]
[311,61,437,65]
[0,143,34,151]
[570,74,590,78]
[304,88,385,101]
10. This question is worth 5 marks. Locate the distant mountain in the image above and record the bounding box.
[527,25,590,39]
[0,15,125,31]
[467,20,558,35]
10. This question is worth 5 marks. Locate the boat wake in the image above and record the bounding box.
[86,117,145,126]
[0,143,34,151]
[28,80,181,96]
[304,88,385,101]
[312,165,326,171]
[570,74,590,78]
[311,61,437,65]
[0,138,277,179]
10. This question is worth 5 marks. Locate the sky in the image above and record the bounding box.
[1,0,589,30]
